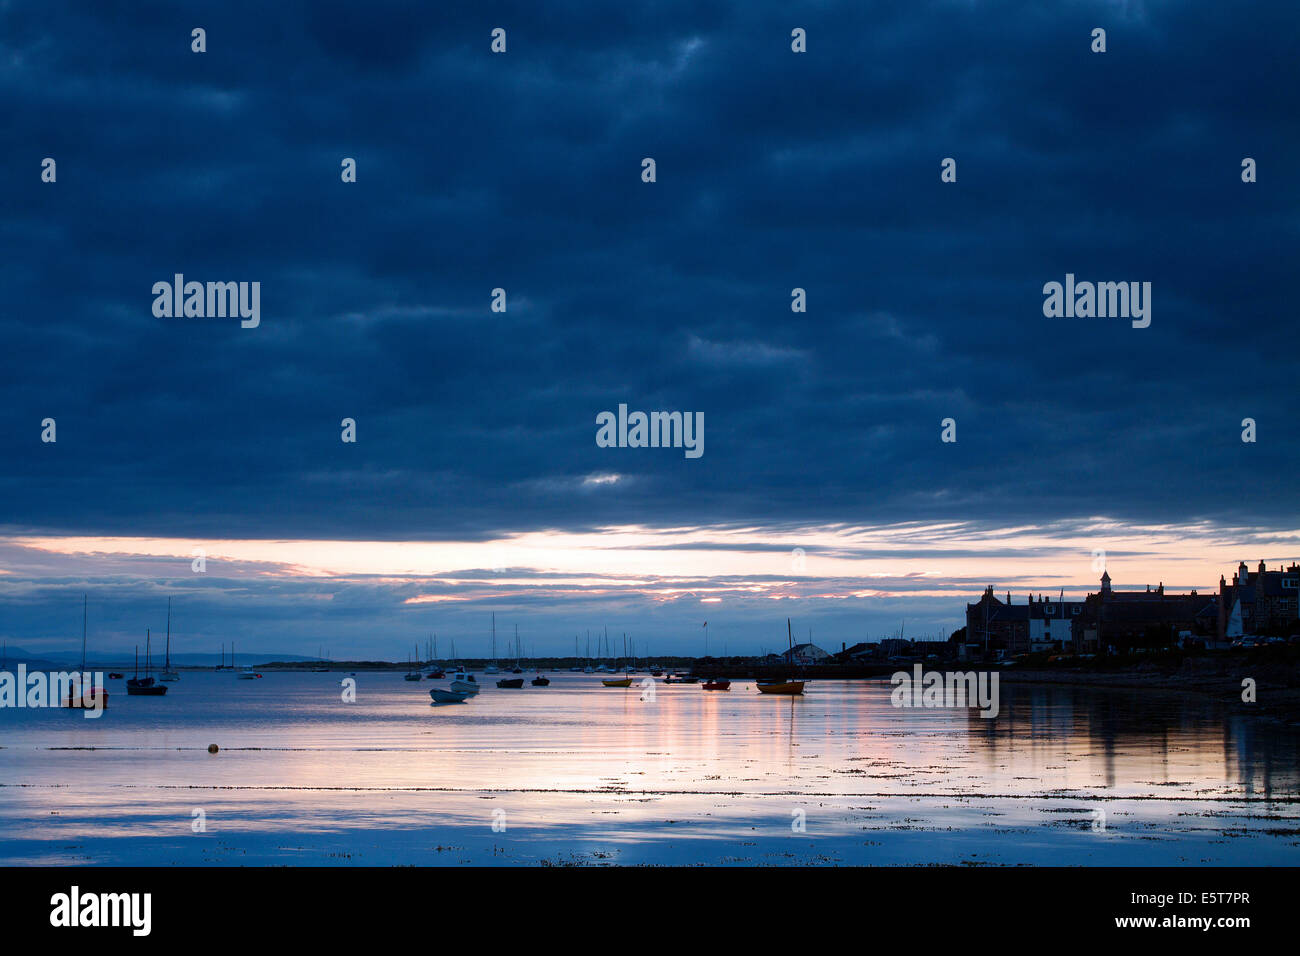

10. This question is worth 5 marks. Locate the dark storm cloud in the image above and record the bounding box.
[0,0,1296,543]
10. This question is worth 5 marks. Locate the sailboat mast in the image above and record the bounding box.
[165,597,171,669]
[81,594,87,672]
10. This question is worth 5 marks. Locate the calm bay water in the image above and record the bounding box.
[1,671,1297,865]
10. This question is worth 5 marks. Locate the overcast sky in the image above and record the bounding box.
[1,1,1297,660]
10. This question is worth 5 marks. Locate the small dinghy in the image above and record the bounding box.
[530,675,550,686]
[601,677,633,687]
[496,677,525,689]
[702,678,731,691]
[756,680,805,695]
[429,687,471,704]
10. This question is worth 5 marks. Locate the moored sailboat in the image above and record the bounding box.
[234,642,260,679]
[126,630,168,696]
[756,619,806,695]
[485,613,501,673]
[159,598,179,681]
[404,646,422,681]
[425,634,444,678]
[62,595,108,709]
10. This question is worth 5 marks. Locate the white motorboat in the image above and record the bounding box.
[450,671,479,696]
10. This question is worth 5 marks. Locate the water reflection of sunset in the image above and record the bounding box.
[1,674,1296,865]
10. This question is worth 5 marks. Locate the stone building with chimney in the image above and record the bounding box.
[1074,572,1217,652]
[1218,560,1300,638]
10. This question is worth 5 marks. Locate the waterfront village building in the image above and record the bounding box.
[966,573,1216,655]
[779,642,830,665]
[1074,572,1217,652]
[1028,595,1087,652]
[1218,561,1300,638]
[965,587,1085,656]
[965,588,1027,656]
